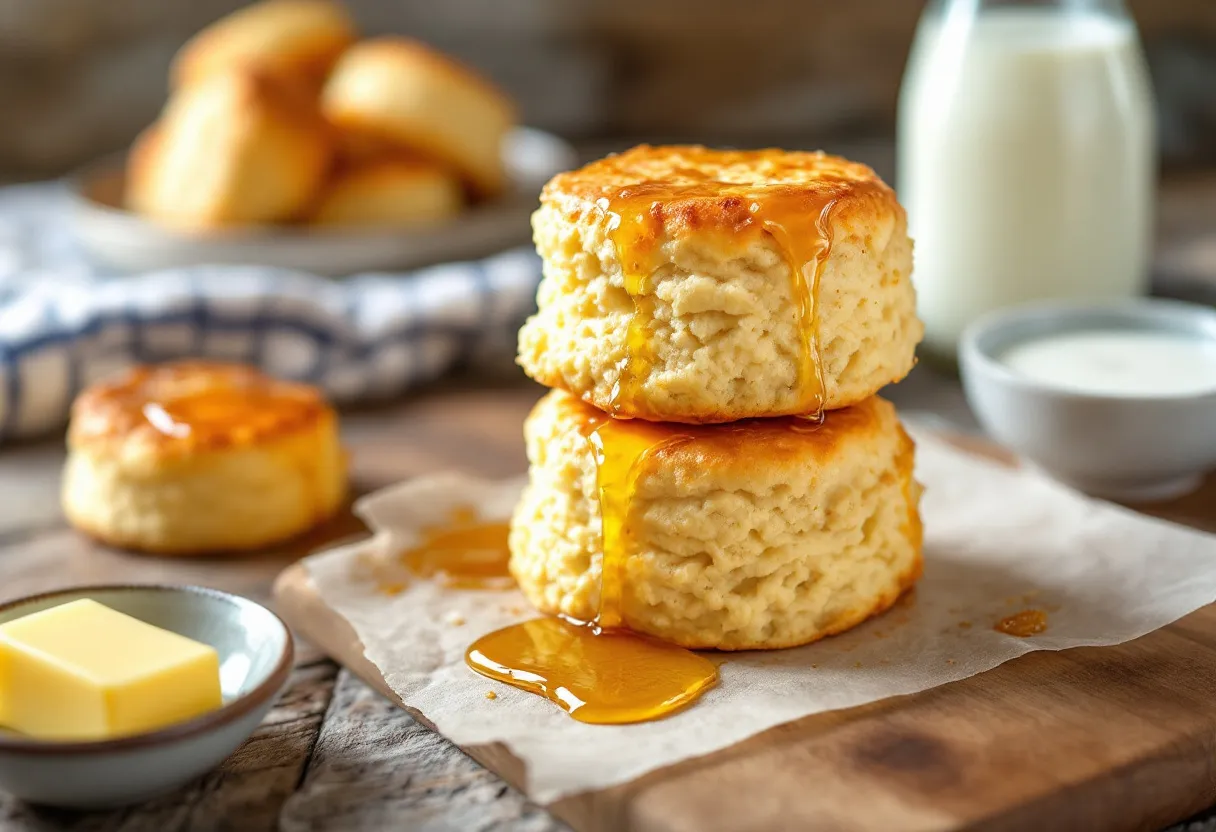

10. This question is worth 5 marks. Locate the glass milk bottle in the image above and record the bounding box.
[897,0,1156,361]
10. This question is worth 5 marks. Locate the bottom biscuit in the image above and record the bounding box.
[509,390,922,650]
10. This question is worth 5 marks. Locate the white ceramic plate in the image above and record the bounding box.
[66,127,578,278]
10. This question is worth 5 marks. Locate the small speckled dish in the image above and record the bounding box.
[0,585,293,809]
[959,298,1216,502]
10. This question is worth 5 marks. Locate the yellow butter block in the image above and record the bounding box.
[0,599,222,741]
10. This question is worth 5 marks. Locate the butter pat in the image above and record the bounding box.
[0,599,222,740]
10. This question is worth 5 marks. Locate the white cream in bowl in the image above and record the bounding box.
[960,299,1216,502]
[998,330,1216,398]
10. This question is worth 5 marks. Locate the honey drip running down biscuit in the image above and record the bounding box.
[602,182,852,421]
[582,415,694,628]
[466,418,730,724]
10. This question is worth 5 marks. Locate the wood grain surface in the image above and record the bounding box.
[2,372,1216,831]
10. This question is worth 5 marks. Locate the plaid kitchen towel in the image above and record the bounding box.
[0,182,541,443]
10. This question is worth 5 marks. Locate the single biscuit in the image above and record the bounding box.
[509,389,923,651]
[62,362,347,556]
[518,145,923,423]
[171,0,356,91]
[321,38,516,196]
[307,158,463,228]
[126,69,332,229]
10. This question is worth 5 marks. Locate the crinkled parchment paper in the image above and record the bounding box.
[305,430,1216,803]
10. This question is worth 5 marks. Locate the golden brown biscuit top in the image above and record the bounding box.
[69,362,331,453]
[538,389,901,478]
[542,145,896,228]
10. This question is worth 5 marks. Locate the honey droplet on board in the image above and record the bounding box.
[466,617,717,724]
[994,609,1048,637]
[601,178,859,420]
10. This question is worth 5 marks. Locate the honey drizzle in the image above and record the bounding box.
[602,184,849,419]
[583,416,694,628]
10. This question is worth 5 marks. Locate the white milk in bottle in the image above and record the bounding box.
[898,0,1156,360]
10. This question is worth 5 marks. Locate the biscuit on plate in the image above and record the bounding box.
[321,38,516,197]
[62,362,347,556]
[171,0,356,91]
[509,389,923,651]
[518,145,923,423]
[308,158,463,229]
[126,69,332,229]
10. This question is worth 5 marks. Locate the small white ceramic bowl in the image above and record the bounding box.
[0,585,293,809]
[959,298,1216,502]
[66,126,578,277]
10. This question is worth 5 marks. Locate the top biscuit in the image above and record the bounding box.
[518,145,923,423]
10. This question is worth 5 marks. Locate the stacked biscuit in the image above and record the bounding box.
[511,145,925,650]
[126,0,515,231]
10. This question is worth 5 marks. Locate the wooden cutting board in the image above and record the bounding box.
[273,443,1216,832]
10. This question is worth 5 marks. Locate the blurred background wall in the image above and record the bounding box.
[1,0,1215,180]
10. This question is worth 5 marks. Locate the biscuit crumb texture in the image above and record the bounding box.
[518,149,922,423]
[509,390,923,650]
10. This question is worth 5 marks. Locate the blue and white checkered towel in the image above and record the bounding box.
[0,182,541,443]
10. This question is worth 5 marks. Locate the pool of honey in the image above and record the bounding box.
[376,507,514,594]
[602,182,849,420]
[466,617,717,724]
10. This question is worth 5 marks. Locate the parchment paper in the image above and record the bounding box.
[305,430,1216,804]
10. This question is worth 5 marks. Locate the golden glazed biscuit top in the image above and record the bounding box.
[69,362,330,453]
[541,145,896,232]
[540,390,900,483]
[540,146,902,420]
